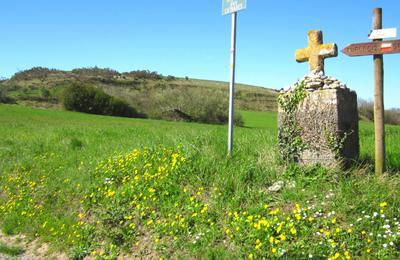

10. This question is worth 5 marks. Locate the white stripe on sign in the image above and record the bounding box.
[369,28,397,40]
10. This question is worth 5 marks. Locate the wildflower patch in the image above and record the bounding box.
[1,147,400,259]
[223,202,400,259]
[79,147,215,258]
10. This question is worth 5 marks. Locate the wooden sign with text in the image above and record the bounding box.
[341,40,400,57]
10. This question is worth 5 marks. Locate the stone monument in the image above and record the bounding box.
[278,30,359,167]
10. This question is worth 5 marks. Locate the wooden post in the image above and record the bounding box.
[373,8,386,175]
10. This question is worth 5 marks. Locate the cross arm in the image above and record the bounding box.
[318,43,338,58]
[295,48,310,63]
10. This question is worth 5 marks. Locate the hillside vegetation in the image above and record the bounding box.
[0,67,278,124]
[359,99,400,125]
[0,105,400,259]
[2,67,399,126]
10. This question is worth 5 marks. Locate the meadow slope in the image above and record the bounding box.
[0,68,278,114]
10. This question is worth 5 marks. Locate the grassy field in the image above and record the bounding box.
[239,110,277,129]
[1,104,400,259]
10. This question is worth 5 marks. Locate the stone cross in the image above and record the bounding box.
[296,30,338,74]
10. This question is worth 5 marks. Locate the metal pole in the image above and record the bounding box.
[228,12,237,157]
[373,8,386,175]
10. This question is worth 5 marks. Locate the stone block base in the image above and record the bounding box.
[279,88,359,167]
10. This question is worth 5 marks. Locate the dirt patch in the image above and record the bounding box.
[0,231,67,259]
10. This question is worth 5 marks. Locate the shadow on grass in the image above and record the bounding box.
[357,155,400,174]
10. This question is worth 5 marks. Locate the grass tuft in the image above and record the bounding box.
[0,243,24,256]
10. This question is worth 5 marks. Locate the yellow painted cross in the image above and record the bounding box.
[296,30,338,74]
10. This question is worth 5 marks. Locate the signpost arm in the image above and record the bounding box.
[228,12,237,157]
[373,8,386,175]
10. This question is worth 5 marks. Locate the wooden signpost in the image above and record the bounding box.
[342,8,399,175]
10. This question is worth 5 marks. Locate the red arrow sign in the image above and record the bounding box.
[341,40,400,56]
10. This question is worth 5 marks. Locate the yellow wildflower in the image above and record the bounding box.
[269,236,275,244]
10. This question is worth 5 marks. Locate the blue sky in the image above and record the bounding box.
[1,0,399,108]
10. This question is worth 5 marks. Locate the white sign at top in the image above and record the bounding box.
[369,28,397,40]
[222,0,247,16]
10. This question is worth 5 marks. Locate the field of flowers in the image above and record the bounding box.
[0,105,400,259]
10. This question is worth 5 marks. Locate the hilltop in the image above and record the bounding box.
[0,67,278,119]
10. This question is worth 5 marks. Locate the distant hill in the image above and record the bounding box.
[0,67,278,115]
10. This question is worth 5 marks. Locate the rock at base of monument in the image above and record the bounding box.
[279,87,359,168]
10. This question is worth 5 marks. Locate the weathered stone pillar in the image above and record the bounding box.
[278,73,359,167]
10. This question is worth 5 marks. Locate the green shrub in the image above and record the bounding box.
[358,99,374,121]
[40,88,51,100]
[122,70,163,80]
[385,109,400,125]
[71,67,120,79]
[359,99,400,125]
[0,87,15,104]
[143,87,243,126]
[61,84,141,118]
[11,67,62,81]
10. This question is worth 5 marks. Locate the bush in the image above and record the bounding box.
[385,109,400,125]
[359,99,400,125]
[0,87,15,104]
[71,67,120,79]
[61,84,140,118]
[358,99,374,121]
[40,88,51,100]
[166,75,176,81]
[122,70,163,80]
[145,87,244,126]
[11,67,62,81]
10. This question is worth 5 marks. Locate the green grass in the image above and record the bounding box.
[359,121,400,171]
[240,110,277,129]
[0,104,400,259]
[0,243,24,257]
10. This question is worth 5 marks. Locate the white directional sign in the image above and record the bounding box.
[222,0,247,16]
[369,28,397,40]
